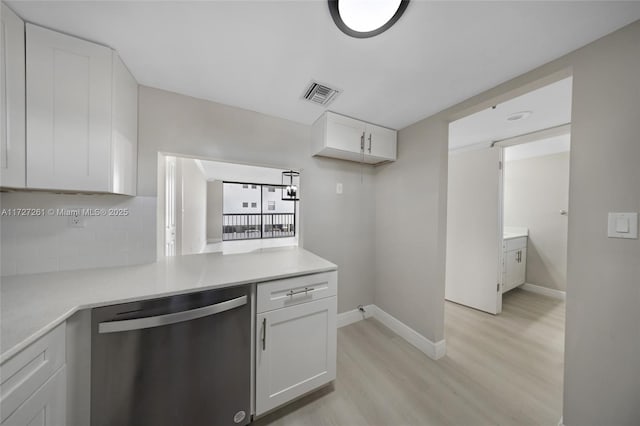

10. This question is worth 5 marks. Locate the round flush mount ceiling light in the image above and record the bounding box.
[328,0,410,38]
[506,111,533,122]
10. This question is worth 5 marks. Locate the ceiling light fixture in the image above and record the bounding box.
[328,0,410,38]
[506,111,533,122]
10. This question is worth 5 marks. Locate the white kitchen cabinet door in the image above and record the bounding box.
[325,112,364,154]
[26,24,112,192]
[110,54,138,195]
[255,296,336,416]
[1,366,66,426]
[0,4,26,188]
[312,111,364,163]
[364,123,397,163]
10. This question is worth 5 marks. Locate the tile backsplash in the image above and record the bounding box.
[0,192,156,276]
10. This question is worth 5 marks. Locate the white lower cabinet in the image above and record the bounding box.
[255,273,337,416]
[1,366,66,426]
[1,324,66,426]
[503,237,527,293]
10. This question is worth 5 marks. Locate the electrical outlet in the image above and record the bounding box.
[68,212,85,228]
[336,183,343,194]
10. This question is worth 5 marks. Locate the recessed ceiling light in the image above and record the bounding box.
[328,0,410,39]
[506,111,533,122]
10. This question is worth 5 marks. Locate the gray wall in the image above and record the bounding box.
[561,23,640,426]
[138,86,375,313]
[374,115,449,342]
[206,180,223,243]
[504,152,570,292]
[374,20,639,426]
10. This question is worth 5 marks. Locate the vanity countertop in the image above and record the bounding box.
[1,247,336,363]
[503,227,529,240]
[503,232,529,240]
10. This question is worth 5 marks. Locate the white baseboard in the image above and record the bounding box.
[370,306,446,360]
[338,305,447,360]
[338,304,446,360]
[337,305,374,328]
[521,283,566,300]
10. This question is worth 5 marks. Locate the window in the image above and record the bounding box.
[223,181,297,242]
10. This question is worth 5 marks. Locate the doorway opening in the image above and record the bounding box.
[501,133,571,298]
[443,75,572,425]
[445,76,572,313]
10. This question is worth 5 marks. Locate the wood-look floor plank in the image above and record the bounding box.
[254,288,565,426]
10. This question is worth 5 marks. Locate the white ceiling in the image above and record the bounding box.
[8,1,640,130]
[449,77,572,150]
[504,134,571,162]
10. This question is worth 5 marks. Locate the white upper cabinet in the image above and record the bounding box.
[25,24,137,195]
[311,111,397,165]
[110,54,138,195]
[0,4,26,188]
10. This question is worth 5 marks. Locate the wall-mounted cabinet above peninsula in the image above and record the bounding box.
[311,111,397,165]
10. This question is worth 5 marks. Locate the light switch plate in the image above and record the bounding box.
[607,212,637,239]
[336,183,343,194]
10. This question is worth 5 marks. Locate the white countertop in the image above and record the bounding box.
[0,247,336,363]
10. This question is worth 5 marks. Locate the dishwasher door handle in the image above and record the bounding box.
[98,295,247,334]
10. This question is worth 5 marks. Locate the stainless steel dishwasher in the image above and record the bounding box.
[91,285,251,426]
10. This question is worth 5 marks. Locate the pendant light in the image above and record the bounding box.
[281,170,300,201]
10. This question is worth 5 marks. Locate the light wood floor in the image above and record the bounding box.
[254,288,565,426]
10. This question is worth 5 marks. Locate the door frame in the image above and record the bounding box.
[444,70,573,315]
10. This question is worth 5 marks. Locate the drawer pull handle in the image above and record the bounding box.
[286,287,314,297]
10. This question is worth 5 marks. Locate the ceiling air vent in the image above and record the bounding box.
[302,81,340,106]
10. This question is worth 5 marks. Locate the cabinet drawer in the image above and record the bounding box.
[257,271,337,313]
[504,236,527,251]
[0,323,65,423]
[1,365,66,426]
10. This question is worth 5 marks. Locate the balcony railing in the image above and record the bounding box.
[223,213,295,241]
